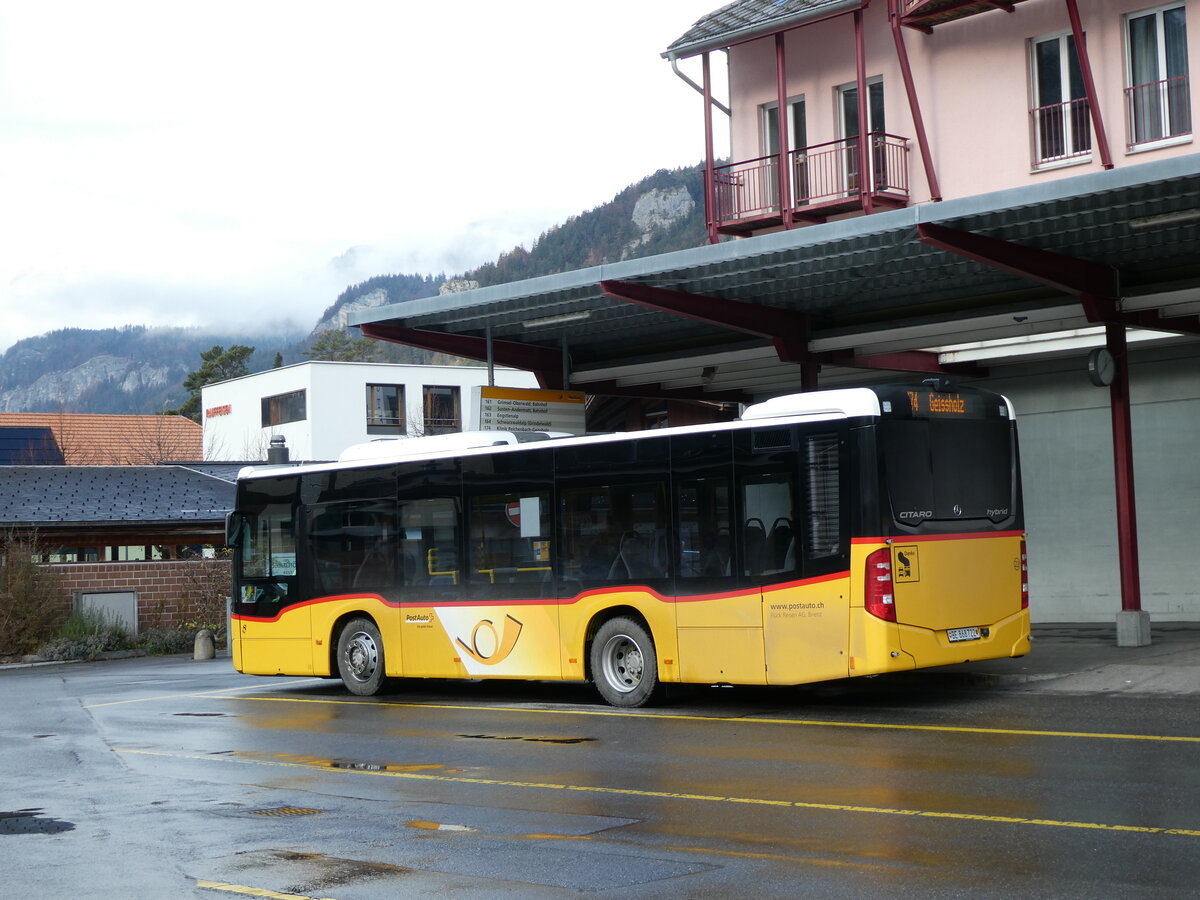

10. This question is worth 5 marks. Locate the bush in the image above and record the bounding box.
[0,533,69,657]
[37,606,133,661]
[137,626,201,655]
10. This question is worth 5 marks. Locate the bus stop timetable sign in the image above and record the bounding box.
[474,386,586,435]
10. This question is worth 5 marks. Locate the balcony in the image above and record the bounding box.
[1126,76,1192,150]
[901,0,1031,31]
[1030,97,1092,166]
[712,133,910,235]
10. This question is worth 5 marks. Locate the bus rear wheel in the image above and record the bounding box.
[591,617,660,708]
[337,617,387,696]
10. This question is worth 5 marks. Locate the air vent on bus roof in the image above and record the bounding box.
[752,428,794,452]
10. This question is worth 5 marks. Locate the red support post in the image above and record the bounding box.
[1106,323,1143,611]
[703,52,719,245]
[775,33,793,227]
[1065,0,1114,169]
[888,0,942,200]
[854,9,874,214]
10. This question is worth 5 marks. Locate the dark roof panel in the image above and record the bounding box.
[0,466,234,526]
[665,0,860,59]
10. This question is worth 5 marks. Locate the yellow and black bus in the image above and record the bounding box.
[228,383,1028,707]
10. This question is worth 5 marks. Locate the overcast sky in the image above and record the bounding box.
[0,1,728,353]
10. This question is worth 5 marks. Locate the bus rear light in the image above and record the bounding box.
[864,548,897,622]
[1020,538,1029,610]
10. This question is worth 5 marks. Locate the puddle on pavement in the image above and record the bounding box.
[0,809,75,835]
[173,712,233,717]
[459,733,597,745]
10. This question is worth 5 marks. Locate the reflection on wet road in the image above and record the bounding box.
[4,658,1199,898]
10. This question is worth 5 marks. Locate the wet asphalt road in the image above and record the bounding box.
[2,656,1198,899]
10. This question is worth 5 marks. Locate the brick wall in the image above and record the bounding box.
[49,559,231,631]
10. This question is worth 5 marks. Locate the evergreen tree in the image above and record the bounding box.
[304,329,380,362]
[170,345,255,421]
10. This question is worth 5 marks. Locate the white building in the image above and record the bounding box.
[201,361,539,461]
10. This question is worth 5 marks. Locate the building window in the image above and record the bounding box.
[762,97,808,205]
[838,78,885,193]
[261,389,306,427]
[422,385,460,435]
[1126,3,1191,148]
[1031,32,1091,165]
[366,384,405,434]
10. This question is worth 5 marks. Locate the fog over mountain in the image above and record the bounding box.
[0,165,706,414]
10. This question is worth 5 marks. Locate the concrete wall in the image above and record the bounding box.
[201,361,539,462]
[959,342,1200,623]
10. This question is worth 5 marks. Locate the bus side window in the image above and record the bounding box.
[307,500,398,595]
[400,497,461,588]
[676,479,733,579]
[740,474,795,577]
[465,492,553,586]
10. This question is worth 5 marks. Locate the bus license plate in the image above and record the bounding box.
[947,626,981,643]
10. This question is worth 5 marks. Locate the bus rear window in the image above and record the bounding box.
[880,419,1014,525]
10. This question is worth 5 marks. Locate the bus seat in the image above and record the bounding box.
[742,519,767,575]
[609,531,659,580]
[769,517,794,570]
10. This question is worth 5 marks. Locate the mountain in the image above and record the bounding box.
[319,164,706,324]
[0,164,708,413]
[0,327,305,414]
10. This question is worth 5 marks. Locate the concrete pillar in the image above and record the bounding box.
[1116,610,1151,648]
[193,629,215,661]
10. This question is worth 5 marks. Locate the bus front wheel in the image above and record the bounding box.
[337,617,387,696]
[591,617,660,708]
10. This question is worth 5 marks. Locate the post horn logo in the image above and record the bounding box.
[456,614,523,665]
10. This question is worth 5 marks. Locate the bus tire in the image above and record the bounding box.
[590,617,660,708]
[337,617,387,696]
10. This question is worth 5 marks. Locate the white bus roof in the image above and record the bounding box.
[236,386,1011,483]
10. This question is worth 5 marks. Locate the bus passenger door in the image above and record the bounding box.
[398,496,469,678]
[231,481,313,676]
[759,430,851,685]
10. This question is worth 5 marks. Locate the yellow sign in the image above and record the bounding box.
[474,386,586,434]
[893,545,920,582]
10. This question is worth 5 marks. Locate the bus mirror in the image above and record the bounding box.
[225,512,243,547]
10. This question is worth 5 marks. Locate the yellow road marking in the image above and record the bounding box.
[218,693,1200,744]
[83,680,323,709]
[121,748,1200,839]
[196,880,337,900]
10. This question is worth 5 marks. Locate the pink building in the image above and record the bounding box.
[665,0,1193,240]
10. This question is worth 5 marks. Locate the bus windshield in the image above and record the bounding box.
[879,417,1015,525]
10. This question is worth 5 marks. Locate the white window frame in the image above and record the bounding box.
[761,96,808,206]
[836,77,884,195]
[1124,2,1192,151]
[1029,30,1093,169]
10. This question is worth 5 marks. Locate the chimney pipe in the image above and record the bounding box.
[267,435,290,465]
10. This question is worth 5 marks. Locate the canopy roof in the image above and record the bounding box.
[352,155,1200,402]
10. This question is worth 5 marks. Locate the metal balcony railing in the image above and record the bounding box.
[1126,75,1191,149]
[1030,97,1092,165]
[712,133,909,231]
